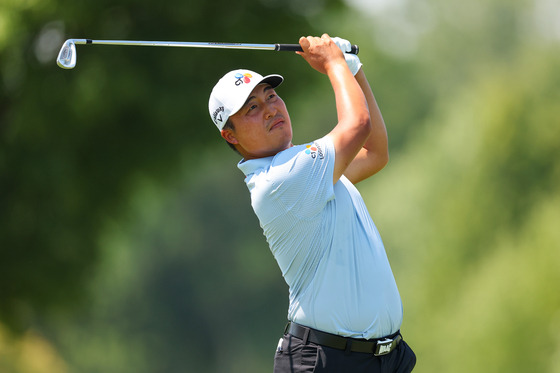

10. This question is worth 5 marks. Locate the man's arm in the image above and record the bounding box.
[297,34,372,184]
[342,68,389,184]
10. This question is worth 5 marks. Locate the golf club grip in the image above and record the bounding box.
[275,44,359,55]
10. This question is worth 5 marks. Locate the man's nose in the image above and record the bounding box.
[265,106,277,119]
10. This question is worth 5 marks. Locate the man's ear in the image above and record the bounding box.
[220,129,239,145]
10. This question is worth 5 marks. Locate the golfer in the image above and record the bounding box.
[208,34,416,372]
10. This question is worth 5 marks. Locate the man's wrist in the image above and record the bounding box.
[325,60,353,78]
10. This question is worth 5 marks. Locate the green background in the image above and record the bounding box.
[1,0,559,371]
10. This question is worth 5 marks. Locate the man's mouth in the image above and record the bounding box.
[269,117,285,130]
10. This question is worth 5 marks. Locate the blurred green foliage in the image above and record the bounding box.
[0,0,332,330]
[1,0,560,372]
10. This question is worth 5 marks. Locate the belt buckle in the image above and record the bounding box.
[374,338,393,356]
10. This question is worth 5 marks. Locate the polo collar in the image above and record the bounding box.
[238,156,274,176]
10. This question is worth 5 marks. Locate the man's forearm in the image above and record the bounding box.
[340,69,389,184]
[355,68,388,157]
[328,64,370,137]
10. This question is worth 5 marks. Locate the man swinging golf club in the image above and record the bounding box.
[209,34,416,373]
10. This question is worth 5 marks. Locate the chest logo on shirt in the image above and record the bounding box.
[305,143,324,160]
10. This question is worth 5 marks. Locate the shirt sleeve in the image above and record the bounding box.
[267,136,336,218]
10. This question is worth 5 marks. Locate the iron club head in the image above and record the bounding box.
[56,40,77,69]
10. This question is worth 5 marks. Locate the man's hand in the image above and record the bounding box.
[332,37,363,76]
[296,34,347,75]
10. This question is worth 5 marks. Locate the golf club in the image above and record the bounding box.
[56,39,360,69]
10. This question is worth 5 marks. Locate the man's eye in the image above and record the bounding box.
[248,104,257,111]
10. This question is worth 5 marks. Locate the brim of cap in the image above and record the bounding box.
[229,74,284,119]
[261,74,283,89]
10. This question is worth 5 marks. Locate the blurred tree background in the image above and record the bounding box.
[1,0,559,371]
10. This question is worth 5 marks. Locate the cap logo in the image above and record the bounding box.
[212,106,225,124]
[234,72,253,86]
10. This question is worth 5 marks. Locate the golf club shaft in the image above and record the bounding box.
[67,39,359,54]
[57,38,360,69]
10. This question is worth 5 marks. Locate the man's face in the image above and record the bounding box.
[222,83,292,159]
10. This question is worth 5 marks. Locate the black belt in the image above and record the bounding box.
[285,322,402,356]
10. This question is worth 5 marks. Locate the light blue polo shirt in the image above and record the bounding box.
[238,136,403,339]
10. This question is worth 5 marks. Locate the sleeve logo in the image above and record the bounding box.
[305,143,324,160]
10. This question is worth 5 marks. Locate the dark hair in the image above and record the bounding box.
[223,119,241,155]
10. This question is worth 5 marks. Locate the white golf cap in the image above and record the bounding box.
[209,69,283,130]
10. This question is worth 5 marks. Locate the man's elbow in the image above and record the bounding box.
[379,149,389,169]
[371,148,389,175]
[356,113,372,139]
[370,150,389,176]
